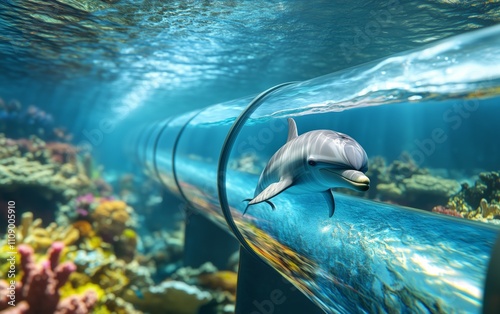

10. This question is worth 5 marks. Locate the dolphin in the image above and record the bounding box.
[243,118,370,217]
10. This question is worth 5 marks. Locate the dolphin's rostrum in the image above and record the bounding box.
[243,118,370,217]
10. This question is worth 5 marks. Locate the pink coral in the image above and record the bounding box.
[0,242,96,314]
[432,205,463,218]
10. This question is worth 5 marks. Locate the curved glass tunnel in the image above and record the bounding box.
[132,26,500,313]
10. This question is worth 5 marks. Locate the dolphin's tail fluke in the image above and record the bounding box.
[242,198,276,216]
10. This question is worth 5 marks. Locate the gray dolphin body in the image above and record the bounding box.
[244,118,370,217]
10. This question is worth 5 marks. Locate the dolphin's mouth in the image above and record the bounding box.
[320,168,370,191]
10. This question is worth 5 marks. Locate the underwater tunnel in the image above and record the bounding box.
[132,25,500,314]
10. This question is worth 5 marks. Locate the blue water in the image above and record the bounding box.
[2,1,500,314]
[2,0,499,144]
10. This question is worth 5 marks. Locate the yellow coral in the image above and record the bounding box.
[15,212,80,253]
[479,198,500,220]
[83,235,108,251]
[61,279,104,300]
[60,278,109,314]
[121,228,137,241]
[0,245,21,280]
[197,271,238,295]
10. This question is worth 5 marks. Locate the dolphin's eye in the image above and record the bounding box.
[308,160,317,166]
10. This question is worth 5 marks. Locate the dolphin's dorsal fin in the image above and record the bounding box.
[287,118,298,142]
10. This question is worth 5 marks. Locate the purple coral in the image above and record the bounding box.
[76,194,94,206]
[0,242,97,314]
[75,194,95,217]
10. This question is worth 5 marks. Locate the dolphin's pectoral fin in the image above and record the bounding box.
[321,189,336,217]
[265,200,276,210]
[242,199,276,216]
[249,177,293,206]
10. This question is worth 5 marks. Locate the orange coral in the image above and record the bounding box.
[91,200,131,242]
[72,220,95,238]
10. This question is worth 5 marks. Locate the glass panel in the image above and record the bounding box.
[174,98,251,227]
[225,26,500,313]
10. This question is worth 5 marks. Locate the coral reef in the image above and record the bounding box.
[15,212,80,253]
[400,174,461,209]
[123,280,212,314]
[442,171,500,223]
[45,142,78,164]
[0,98,71,142]
[353,154,461,210]
[361,155,500,223]
[124,262,237,313]
[169,262,237,296]
[64,248,142,313]
[139,229,184,280]
[1,199,151,313]
[345,154,500,225]
[1,192,234,314]
[90,198,137,261]
[454,171,500,210]
[60,194,139,262]
[479,198,500,219]
[0,134,92,223]
[431,205,463,218]
[91,200,130,239]
[1,97,237,313]
[0,242,96,314]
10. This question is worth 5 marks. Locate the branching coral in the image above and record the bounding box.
[0,242,96,314]
[0,134,92,203]
[14,212,80,253]
[479,198,500,219]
